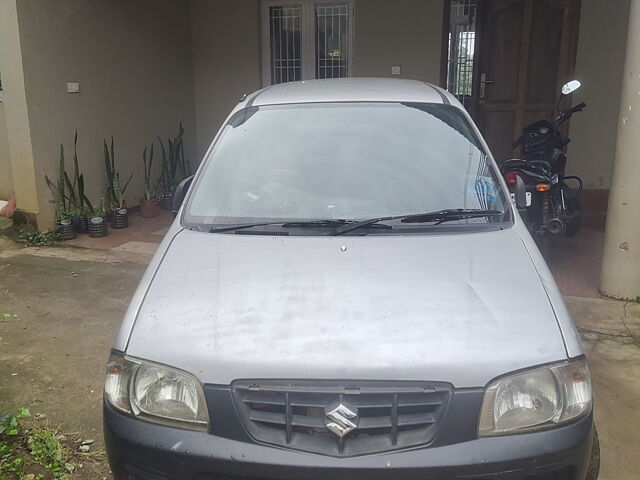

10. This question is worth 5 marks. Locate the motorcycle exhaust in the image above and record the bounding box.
[547,218,565,235]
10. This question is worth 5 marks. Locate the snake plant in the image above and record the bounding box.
[157,123,192,194]
[143,143,156,200]
[45,131,93,220]
[104,136,133,210]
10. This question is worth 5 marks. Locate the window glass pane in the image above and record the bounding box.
[186,103,505,224]
[446,0,477,110]
[269,5,302,84]
[315,4,349,79]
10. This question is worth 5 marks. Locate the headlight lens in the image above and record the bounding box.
[104,352,209,431]
[478,358,591,436]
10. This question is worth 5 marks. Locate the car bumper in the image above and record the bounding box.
[104,404,594,480]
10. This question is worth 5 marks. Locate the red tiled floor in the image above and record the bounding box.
[65,210,173,251]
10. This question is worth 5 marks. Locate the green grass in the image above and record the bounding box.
[17,230,61,247]
[0,408,76,480]
[27,429,74,479]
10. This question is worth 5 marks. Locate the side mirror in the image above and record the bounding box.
[561,80,581,96]
[514,175,527,210]
[172,175,194,216]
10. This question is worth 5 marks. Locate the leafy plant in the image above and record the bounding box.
[104,137,133,210]
[91,206,107,219]
[0,408,30,437]
[18,230,62,246]
[27,429,74,479]
[0,443,26,480]
[143,143,156,200]
[58,209,73,223]
[158,123,191,195]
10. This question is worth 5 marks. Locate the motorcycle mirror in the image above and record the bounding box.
[515,175,527,210]
[561,80,581,96]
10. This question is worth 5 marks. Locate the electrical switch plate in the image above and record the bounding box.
[391,66,401,75]
[66,82,80,93]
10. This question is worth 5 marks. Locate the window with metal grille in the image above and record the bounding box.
[315,4,349,79]
[268,5,302,84]
[262,0,353,86]
[446,0,477,109]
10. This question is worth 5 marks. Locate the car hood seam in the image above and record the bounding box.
[512,230,570,359]
[123,227,184,352]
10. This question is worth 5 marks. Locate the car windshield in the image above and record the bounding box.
[185,102,508,229]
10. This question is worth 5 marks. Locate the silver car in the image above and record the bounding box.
[104,78,598,480]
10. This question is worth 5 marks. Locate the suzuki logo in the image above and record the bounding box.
[325,403,358,437]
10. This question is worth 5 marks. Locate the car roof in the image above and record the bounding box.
[247,77,452,107]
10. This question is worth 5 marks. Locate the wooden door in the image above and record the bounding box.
[473,0,581,164]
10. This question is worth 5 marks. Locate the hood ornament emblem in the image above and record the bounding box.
[325,403,358,437]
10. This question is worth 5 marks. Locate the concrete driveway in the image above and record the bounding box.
[1,225,639,479]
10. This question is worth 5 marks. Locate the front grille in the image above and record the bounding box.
[232,380,451,457]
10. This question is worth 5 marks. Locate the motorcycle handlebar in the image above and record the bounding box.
[567,102,586,114]
[561,102,586,119]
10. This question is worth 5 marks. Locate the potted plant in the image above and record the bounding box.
[140,143,160,218]
[45,134,93,240]
[57,208,76,240]
[88,205,108,238]
[104,136,132,229]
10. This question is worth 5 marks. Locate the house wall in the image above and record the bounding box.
[352,0,443,82]
[0,103,13,199]
[190,0,443,157]
[190,0,262,158]
[568,0,631,191]
[15,0,197,228]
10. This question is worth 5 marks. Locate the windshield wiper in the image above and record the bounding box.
[334,209,504,236]
[210,219,359,233]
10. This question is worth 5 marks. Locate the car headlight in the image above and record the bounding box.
[104,352,209,431]
[478,358,591,436]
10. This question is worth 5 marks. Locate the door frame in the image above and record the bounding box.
[438,0,484,116]
[260,0,355,87]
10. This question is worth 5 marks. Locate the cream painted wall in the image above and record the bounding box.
[15,0,197,228]
[190,0,262,157]
[568,0,631,190]
[353,0,442,83]
[0,0,39,215]
[189,0,443,157]
[0,103,13,199]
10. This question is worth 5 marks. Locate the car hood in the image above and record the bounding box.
[126,228,567,387]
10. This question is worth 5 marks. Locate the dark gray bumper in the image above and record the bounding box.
[104,404,594,480]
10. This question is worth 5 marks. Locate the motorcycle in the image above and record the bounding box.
[502,80,585,238]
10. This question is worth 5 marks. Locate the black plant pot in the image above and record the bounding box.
[160,191,174,211]
[88,217,108,238]
[58,222,77,240]
[72,216,89,234]
[111,209,129,229]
